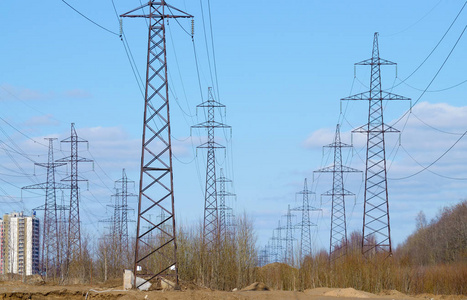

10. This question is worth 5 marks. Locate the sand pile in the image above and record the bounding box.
[323,287,377,298]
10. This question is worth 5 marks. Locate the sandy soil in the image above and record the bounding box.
[0,281,465,300]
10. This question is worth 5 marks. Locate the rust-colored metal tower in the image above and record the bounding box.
[57,123,92,267]
[341,33,410,255]
[314,124,361,261]
[23,138,69,278]
[192,87,230,247]
[120,1,192,288]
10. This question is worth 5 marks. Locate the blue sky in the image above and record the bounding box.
[0,0,466,254]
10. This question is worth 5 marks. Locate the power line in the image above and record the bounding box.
[394,1,466,87]
[393,25,467,128]
[399,78,467,93]
[390,131,467,180]
[60,0,119,36]
[382,0,443,37]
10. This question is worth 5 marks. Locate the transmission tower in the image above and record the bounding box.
[314,124,361,261]
[281,205,295,265]
[115,169,136,250]
[56,123,92,266]
[120,2,192,288]
[291,178,320,262]
[192,87,230,247]
[216,168,235,238]
[341,33,410,255]
[58,190,69,280]
[272,221,284,262]
[22,138,69,278]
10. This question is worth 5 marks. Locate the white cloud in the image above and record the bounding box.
[23,114,60,127]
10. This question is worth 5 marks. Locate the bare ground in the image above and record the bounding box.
[0,281,465,300]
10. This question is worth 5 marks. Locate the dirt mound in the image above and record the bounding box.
[380,289,407,297]
[25,275,45,285]
[323,287,377,298]
[241,282,270,291]
[259,262,296,273]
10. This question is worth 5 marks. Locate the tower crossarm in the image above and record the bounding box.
[355,57,396,66]
[22,182,71,190]
[321,188,355,197]
[341,91,410,101]
[351,123,401,134]
[314,165,361,173]
[120,2,192,19]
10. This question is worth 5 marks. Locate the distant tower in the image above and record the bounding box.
[120,1,192,288]
[272,220,284,262]
[282,205,295,265]
[314,125,360,261]
[57,123,92,266]
[114,169,136,250]
[57,191,69,278]
[341,33,410,255]
[192,87,230,247]
[292,179,320,261]
[22,138,69,278]
[100,170,135,268]
[216,168,235,238]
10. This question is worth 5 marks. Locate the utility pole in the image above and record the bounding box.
[192,87,230,247]
[314,124,361,261]
[341,33,410,255]
[120,1,192,289]
[216,168,235,239]
[22,138,69,279]
[56,123,92,270]
[291,179,320,262]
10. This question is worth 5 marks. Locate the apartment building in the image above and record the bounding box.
[0,212,40,275]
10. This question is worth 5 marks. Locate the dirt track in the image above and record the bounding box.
[0,282,465,300]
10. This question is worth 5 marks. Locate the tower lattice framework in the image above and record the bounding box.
[120,1,192,288]
[23,138,69,278]
[314,124,360,261]
[341,33,410,255]
[115,169,136,250]
[192,87,230,246]
[281,205,295,265]
[217,168,235,238]
[56,123,92,268]
[291,178,320,261]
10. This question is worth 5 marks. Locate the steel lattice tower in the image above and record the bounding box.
[282,205,295,265]
[23,138,69,278]
[269,229,281,263]
[115,169,136,250]
[341,33,410,255]
[120,2,192,288]
[58,190,69,279]
[216,168,235,238]
[273,221,284,262]
[57,123,92,265]
[192,87,230,247]
[314,124,361,261]
[291,179,320,261]
[100,170,135,266]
